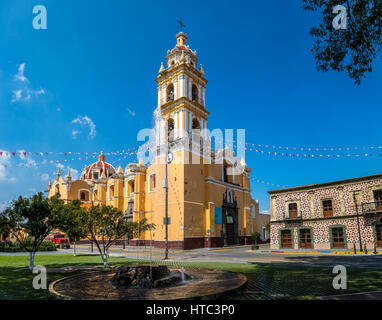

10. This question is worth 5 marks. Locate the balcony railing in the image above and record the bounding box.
[283,212,303,222]
[361,201,382,215]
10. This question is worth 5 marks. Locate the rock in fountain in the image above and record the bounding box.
[110,265,190,288]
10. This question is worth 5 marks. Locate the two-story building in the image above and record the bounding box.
[269,174,382,250]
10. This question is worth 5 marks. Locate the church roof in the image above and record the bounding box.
[80,154,116,180]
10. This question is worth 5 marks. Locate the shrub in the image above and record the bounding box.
[0,239,56,252]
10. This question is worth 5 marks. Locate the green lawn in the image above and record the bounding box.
[1,253,382,300]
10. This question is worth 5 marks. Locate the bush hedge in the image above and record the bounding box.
[0,239,57,252]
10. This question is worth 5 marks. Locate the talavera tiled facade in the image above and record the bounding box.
[269,174,382,250]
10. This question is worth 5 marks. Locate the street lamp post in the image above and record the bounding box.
[91,187,94,253]
[164,146,169,260]
[353,193,363,252]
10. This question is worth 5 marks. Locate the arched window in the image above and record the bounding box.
[192,118,200,129]
[167,118,175,142]
[167,84,174,102]
[192,84,198,102]
[223,164,228,183]
[54,183,60,194]
[128,180,135,195]
[79,190,90,202]
[128,200,134,215]
[149,173,156,192]
[108,184,115,200]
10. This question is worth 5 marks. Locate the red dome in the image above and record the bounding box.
[80,154,116,180]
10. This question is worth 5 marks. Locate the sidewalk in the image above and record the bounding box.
[250,249,382,255]
[75,243,382,256]
[319,291,382,300]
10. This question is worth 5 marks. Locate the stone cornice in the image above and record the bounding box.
[156,64,207,85]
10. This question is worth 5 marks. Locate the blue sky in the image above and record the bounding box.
[0,0,381,212]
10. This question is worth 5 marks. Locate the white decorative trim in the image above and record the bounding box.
[107,183,115,201]
[78,189,91,203]
[205,177,251,194]
[53,182,60,193]
[148,172,156,193]
[125,177,135,197]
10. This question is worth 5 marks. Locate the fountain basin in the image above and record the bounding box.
[49,267,247,300]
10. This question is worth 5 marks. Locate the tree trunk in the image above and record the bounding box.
[29,252,35,271]
[102,253,108,268]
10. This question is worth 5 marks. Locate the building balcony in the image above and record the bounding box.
[361,202,382,216]
[282,212,303,222]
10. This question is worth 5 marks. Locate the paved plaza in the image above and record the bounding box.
[58,244,382,269]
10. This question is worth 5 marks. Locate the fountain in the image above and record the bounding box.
[49,264,247,300]
[110,265,190,288]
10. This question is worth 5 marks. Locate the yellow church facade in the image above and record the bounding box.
[47,32,268,249]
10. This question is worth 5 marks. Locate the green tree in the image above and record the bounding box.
[0,193,64,270]
[302,0,382,84]
[57,200,88,256]
[78,205,154,267]
[251,232,261,245]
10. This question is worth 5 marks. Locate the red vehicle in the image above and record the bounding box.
[51,233,70,249]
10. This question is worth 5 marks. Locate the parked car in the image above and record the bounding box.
[52,234,70,249]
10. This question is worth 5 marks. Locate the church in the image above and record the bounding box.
[47,32,269,249]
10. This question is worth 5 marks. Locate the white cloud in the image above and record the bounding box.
[11,89,22,103]
[0,149,16,182]
[34,88,45,95]
[69,167,79,180]
[72,115,96,139]
[10,63,45,104]
[41,173,49,181]
[17,149,36,167]
[127,108,136,117]
[260,210,270,215]
[0,203,7,212]
[71,129,80,139]
[14,63,28,82]
[55,164,79,180]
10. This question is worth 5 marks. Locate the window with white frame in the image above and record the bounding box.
[149,173,156,192]
[127,179,135,196]
[108,184,115,200]
[78,189,90,202]
[262,227,267,241]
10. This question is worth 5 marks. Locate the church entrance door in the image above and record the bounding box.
[222,191,239,246]
[226,215,235,246]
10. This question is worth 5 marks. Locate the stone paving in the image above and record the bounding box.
[63,244,382,269]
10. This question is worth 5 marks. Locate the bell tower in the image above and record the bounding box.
[155,32,209,146]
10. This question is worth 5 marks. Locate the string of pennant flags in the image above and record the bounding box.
[242,142,382,152]
[0,145,140,158]
[2,141,382,167]
[2,151,141,169]
[250,177,287,188]
[244,147,382,158]
[2,141,382,158]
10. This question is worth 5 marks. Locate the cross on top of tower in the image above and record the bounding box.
[177,17,185,32]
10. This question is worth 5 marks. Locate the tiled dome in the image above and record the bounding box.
[80,153,116,180]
